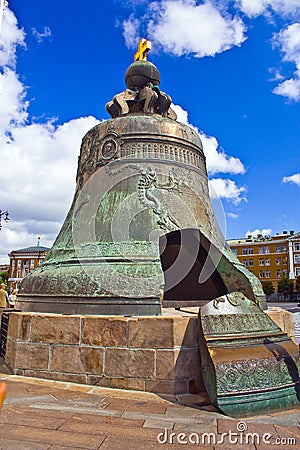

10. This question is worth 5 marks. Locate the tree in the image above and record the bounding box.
[0,271,8,285]
[262,281,274,299]
[277,275,294,298]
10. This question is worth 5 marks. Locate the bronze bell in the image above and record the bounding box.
[17,60,266,315]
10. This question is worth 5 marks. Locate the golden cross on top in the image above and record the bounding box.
[134,38,152,61]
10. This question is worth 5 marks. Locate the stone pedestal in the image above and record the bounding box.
[5,311,204,395]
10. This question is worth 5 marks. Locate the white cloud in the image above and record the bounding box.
[0,9,99,263]
[172,104,245,175]
[123,0,246,57]
[245,228,273,237]
[227,212,238,219]
[200,133,245,175]
[236,0,300,18]
[0,8,25,68]
[122,15,140,48]
[283,173,300,186]
[32,26,52,43]
[209,178,247,205]
[272,23,300,101]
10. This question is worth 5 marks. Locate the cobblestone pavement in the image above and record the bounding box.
[0,372,299,450]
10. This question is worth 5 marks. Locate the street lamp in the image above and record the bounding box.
[0,210,9,230]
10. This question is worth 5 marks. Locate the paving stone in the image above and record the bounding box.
[69,414,144,428]
[1,424,106,449]
[29,403,123,416]
[1,406,75,420]
[98,434,212,449]
[173,421,218,434]
[0,439,51,450]
[105,398,167,414]
[166,406,217,419]
[4,394,57,405]
[217,417,280,438]
[50,447,94,450]
[143,418,175,429]
[57,419,163,440]
[274,424,300,441]
[0,411,66,429]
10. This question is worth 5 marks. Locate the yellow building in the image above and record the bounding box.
[8,242,49,291]
[227,231,296,291]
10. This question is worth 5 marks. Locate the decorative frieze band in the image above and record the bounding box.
[77,131,205,184]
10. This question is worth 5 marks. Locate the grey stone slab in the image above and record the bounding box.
[5,394,57,404]
[245,412,300,427]
[29,403,122,417]
[174,421,218,434]
[122,411,176,422]
[123,410,218,426]
[166,406,222,420]
[143,419,175,429]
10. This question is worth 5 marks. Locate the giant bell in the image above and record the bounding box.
[17,60,266,315]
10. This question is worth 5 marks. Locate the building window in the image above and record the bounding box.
[265,258,270,266]
[283,269,288,276]
[296,268,300,277]
[30,259,35,266]
[242,248,247,255]
[259,270,264,278]
[259,259,264,266]
[259,246,264,254]
[232,249,237,255]
[282,244,287,252]
[17,270,21,278]
[276,246,280,253]
[266,270,270,278]
[249,259,253,267]
[243,260,248,267]
[294,255,300,264]
[248,247,253,254]
[276,270,282,278]
[265,246,270,253]
[294,242,300,251]
[17,259,21,267]
[276,258,281,265]
[282,257,287,265]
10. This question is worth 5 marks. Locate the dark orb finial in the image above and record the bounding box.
[106,39,176,120]
[125,60,160,90]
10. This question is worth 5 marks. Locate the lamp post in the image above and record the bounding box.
[0,210,9,230]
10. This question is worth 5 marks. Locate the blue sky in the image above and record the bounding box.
[0,0,299,262]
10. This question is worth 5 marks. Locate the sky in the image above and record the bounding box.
[0,0,299,263]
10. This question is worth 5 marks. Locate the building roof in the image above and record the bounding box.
[9,245,50,255]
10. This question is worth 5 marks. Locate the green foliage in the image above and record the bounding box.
[0,271,8,285]
[262,281,274,297]
[296,277,300,292]
[277,275,294,295]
